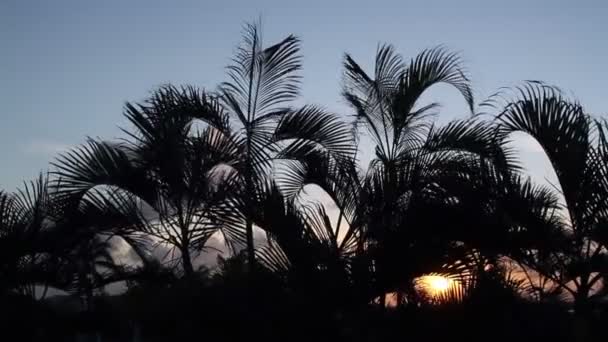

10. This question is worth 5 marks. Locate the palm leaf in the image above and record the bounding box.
[343,45,403,154]
[52,139,156,204]
[220,21,302,124]
[494,82,591,228]
[397,46,474,114]
[274,105,356,160]
[423,118,519,171]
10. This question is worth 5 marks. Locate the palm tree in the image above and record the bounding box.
[427,154,568,301]
[272,45,519,305]
[491,82,608,315]
[338,45,512,302]
[0,175,60,298]
[51,21,354,278]
[272,45,521,305]
[216,21,355,269]
[52,85,238,277]
[0,174,143,301]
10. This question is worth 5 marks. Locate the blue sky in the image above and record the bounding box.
[1,0,607,190]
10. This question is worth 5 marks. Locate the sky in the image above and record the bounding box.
[1,0,607,191]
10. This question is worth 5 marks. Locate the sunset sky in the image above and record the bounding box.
[2,0,606,190]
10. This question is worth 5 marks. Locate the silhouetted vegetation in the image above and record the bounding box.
[1,22,606,341]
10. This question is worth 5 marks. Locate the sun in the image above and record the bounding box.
[427,275,450,292]
[415,274,453,298]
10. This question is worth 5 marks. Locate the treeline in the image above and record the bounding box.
[1,22,607,341]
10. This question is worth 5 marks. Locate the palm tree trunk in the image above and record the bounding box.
[181,243,194,277]
[572,285,592,342]
[245,219,255,269]
[244,187,256,275]
[244,132,256,272]
[573,288,591,316]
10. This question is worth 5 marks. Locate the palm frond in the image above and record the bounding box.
[391,47,474,154]
[273,149,359,224]
[123,85,230,142]
[52,139,156,204]
[257,239,291,274]
[493,82,595,232]
[274,105,356,160]
[344,46,473,164]
[220,21,301,124]
[423,118,519,171]
[11,174,52,238]
[344,44,403,100]
[0,191,20,238]
[343,45,403,154]
[398,46,474,114]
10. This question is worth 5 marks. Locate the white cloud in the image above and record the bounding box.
[509,132,545,154]
[22,140,71,156]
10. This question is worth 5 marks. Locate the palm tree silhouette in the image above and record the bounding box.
[339,45,507,302]
[0,174,142,302]
[0,175,62,298]
[52,86,238,277]
[269,45,524,306]
[216,21,355,269]
[50,21,354,278]
[492,82,608,315]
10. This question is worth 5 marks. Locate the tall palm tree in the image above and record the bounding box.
[51,21,354,277]
[217,21,354,268]
[492,82,608,315]
[52,85,239,277]
[339,45,511,301]
[273,45,517,304]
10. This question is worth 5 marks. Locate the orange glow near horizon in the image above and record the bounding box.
[377,274,462,307]
[415,274,455,301]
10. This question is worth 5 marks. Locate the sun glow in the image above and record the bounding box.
[415,274,454,299]
[427,275,450,291]
[375,275,462,307]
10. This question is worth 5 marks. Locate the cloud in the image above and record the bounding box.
[22,140,71,156]
[108,231,231,272]
[510,132,545,154]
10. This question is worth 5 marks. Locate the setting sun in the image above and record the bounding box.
[415,274,455,301]
[427,275,450,292]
